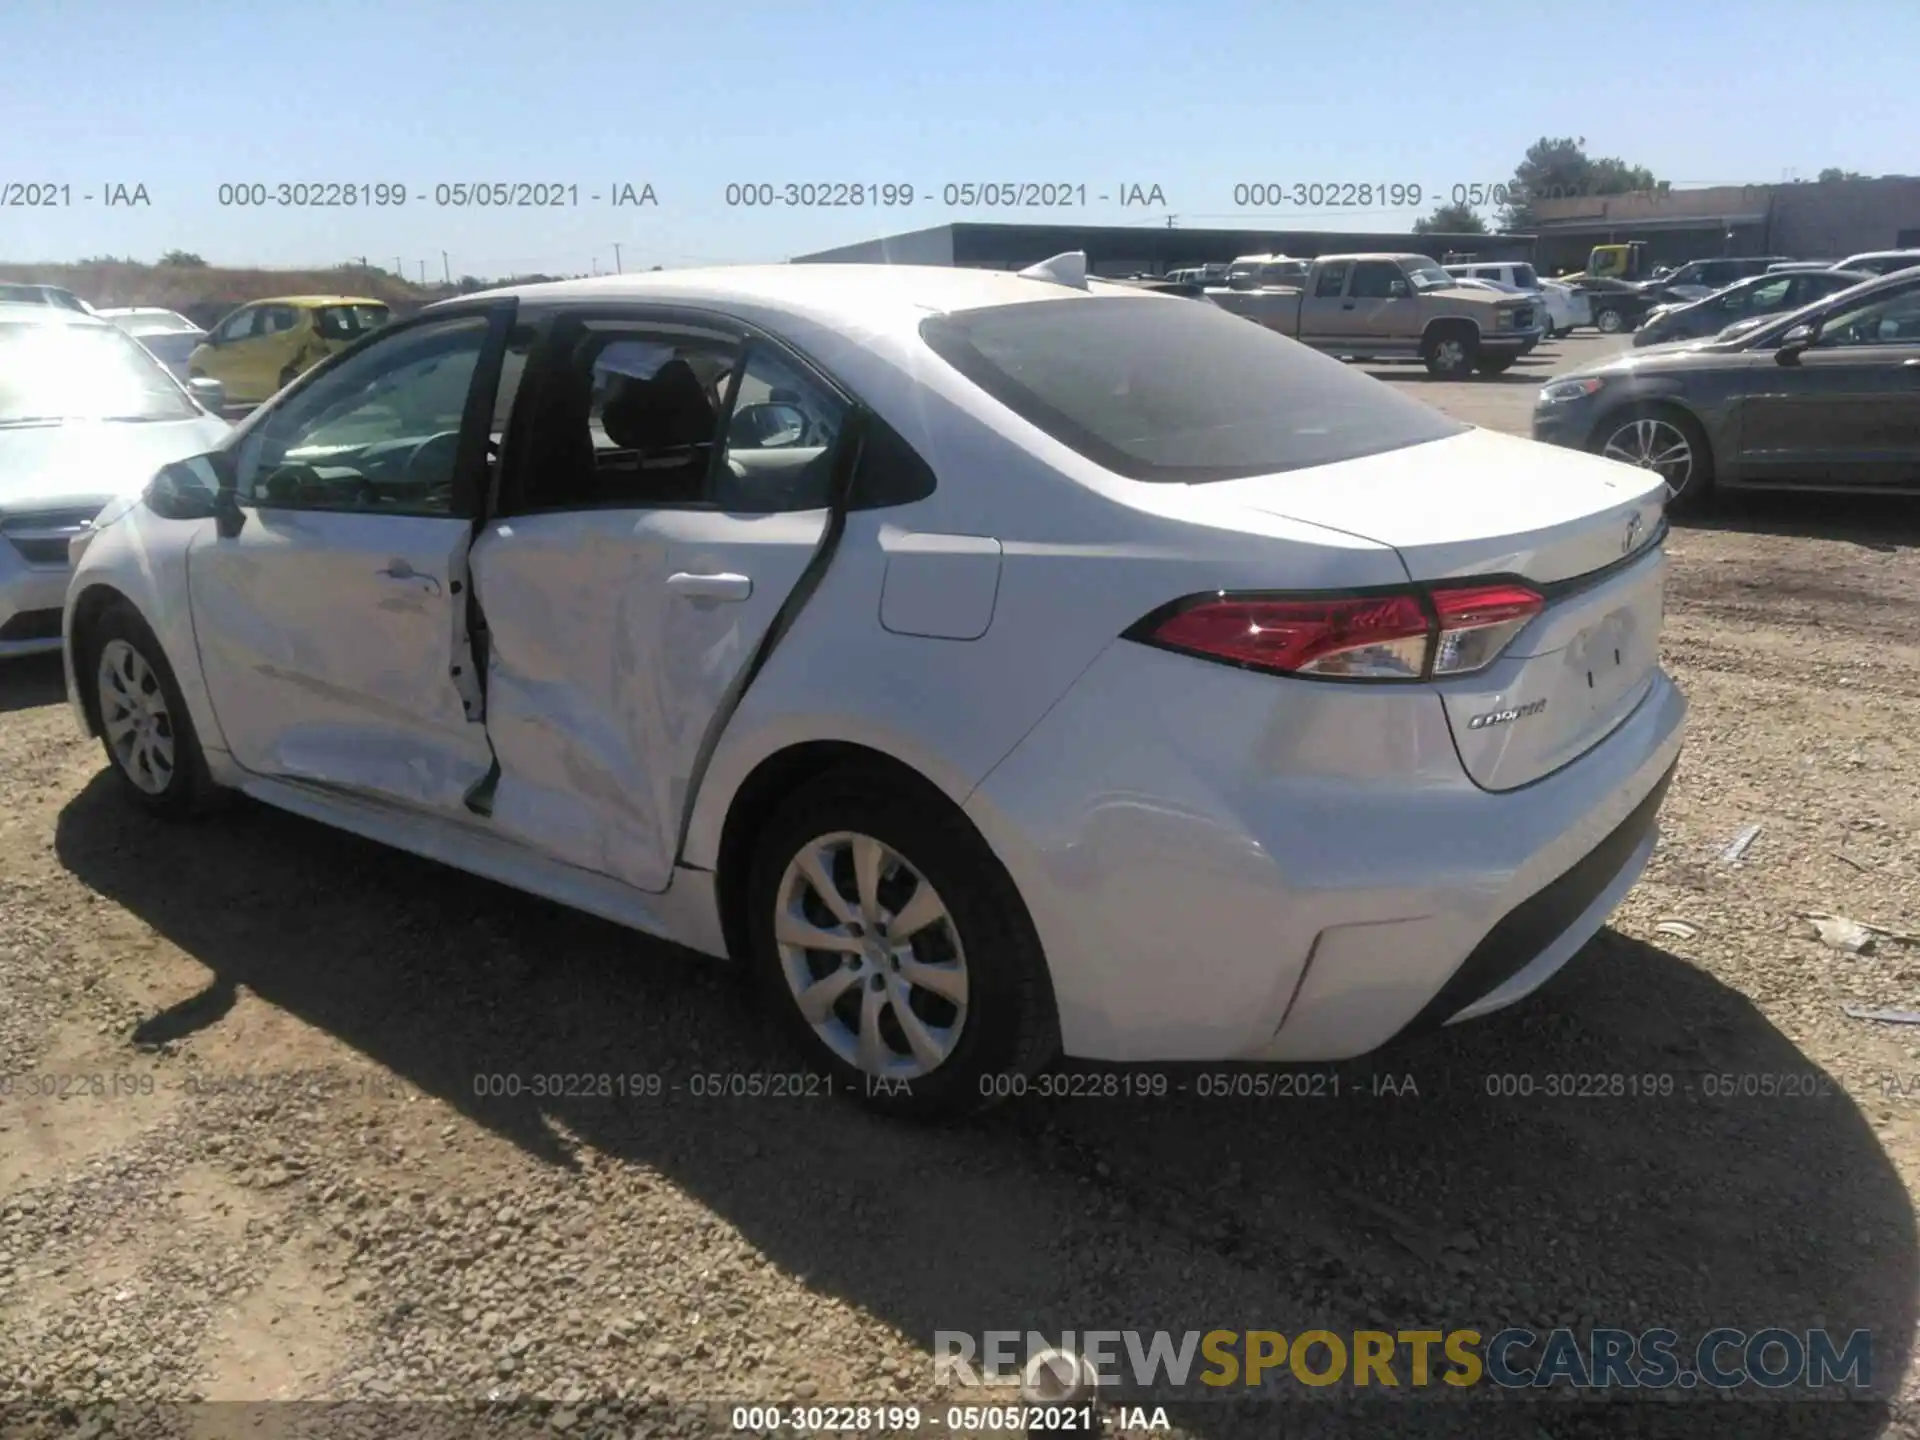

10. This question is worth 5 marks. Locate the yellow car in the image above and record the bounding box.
[187,295,391,405]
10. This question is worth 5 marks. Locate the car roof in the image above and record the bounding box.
[441,265,1116,333]
[0,302,108,327]
[237,294,389,307]
[97,305,185,316]
[1841,249,1920,261]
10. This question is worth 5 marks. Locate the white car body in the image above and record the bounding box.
[62,263,1684,1102]
[1444,264,1589,333]
[0,305,230,656]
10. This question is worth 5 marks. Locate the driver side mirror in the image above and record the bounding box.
[1776,322,1818,364]
[736,402,808,449]
[1388,280,1410,298]
[145,455,223,521]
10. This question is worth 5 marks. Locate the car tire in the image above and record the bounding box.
[1595,307,1626,334]
[84,602,220,819]
[744,765,1060,1120]
[1591,403,1715,516]
[1474,355,1517,376]
[1422,325,1477,379]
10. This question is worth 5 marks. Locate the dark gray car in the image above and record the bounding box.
[1532,267,1920,511]
[1633,269,1872,347]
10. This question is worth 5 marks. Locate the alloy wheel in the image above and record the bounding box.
[1431,339,1466,372]
[97,638,175,795]
[774,830,969,1080]
[1596,309,1624,333]
[1602,418,1694,500]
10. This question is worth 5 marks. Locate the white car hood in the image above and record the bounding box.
[0,413,230,511]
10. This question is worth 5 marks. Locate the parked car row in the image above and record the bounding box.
[1535,263,1920,509]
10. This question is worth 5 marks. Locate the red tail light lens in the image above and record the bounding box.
[1147,594,1433,679]
[1431,583,1546,675]
[1138,582,1544,681]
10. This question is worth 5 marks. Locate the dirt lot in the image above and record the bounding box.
[5,335,1920,1438]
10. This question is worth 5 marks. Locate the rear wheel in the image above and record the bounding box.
[86,603,219,818]
[744,767,1059,1119]
[1422,326,1476,379]
[1595,307,1626,334]
[1592,404,1714,515]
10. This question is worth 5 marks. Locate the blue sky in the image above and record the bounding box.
[4,0,1915,278]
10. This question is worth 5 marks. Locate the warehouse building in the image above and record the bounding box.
[792,222,1536,274]
[1529,175,1920,271]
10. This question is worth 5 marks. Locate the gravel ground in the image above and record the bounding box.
[4,337,1920,1438]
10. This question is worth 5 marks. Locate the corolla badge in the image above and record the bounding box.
[1468,698,1548,730]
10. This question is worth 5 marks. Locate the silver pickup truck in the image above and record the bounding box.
[1205,252,1544,378]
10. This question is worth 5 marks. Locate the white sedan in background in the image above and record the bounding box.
[0,305,229,656]
[63,258,1684,1117]
[97,307,208,383]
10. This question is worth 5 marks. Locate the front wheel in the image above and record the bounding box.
[86,603,219,817]
[1422,328,1476,379]
[1592,404,1714,515]
[1595,307,1626,334]
[744,768,1059,1119]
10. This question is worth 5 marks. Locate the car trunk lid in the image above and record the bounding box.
[1197,427,1669,790]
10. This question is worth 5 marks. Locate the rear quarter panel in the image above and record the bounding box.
[676,304,1408,869]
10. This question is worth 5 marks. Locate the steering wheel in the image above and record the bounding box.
[404,429,464,491]
[259,461,333,506]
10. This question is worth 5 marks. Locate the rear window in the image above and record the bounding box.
[314,303,391,341]
[918,295,1466,484]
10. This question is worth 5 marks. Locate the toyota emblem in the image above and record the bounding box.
[1622,513,1643,555]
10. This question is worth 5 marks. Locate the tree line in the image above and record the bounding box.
[1412,138,1905,235]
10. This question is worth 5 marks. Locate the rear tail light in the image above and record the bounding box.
[1133,582,1545,682]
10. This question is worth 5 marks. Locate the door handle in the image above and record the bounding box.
[666,571,753,602]
[378,560,441,596]
[1342,302,1356,310]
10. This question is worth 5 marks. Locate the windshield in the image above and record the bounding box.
[918,295,1466,484]
[0,322,198,423]
[314,304,391,341]
[0,283,88,312]
[1406,263,1456,291]
[114,311,197,336]
[137,331,203,367]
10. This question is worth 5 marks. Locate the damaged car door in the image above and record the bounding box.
[185,303,517,813]
[466,312,849,894]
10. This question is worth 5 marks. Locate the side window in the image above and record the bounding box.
[1314,263,1349,298]
[1347,261,1403,299]
[1746,278,1793,312]
[216,308,259,343]
[232,316,490,515]
[713,344,849,513]
[513,324,741,512]
[261,305,300,334]
[1817,287,1920,347]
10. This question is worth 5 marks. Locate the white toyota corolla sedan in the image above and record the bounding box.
[63,256,1685,1117]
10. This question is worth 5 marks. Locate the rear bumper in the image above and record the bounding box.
[965,642,1687,1064]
